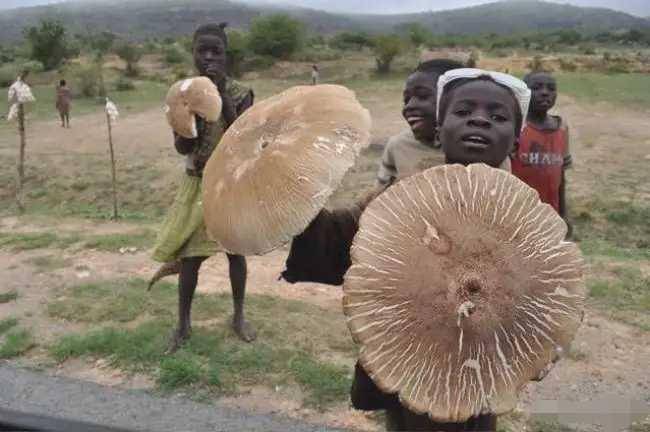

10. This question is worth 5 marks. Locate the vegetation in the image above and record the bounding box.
[0,292,18,304]
[373,34,403,74]
[248,14,304,59]
[23,19,71,70]
[48,278,354,407]
[114,42,143,77]
[0,328,35,359]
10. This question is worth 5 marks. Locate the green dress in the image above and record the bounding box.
[152,79,252,263]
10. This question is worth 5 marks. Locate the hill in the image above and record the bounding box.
[349,0,650,34]
[0,0,648,42]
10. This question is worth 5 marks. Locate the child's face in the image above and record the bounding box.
[527,73,556,114]
[193,34,227,81]
[402,71,438,141]
[439,80,517,168]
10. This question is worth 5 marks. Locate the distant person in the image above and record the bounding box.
[511,71,572,237]
[377,59,465,187]
[311,64,319,85]
[55,79,71,128]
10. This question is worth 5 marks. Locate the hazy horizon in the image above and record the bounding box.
[2,0,650,16]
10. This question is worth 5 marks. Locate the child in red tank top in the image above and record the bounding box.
[512,72,572,234]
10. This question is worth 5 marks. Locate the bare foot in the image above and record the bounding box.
[165,327,191,354]
[232,318,257,342]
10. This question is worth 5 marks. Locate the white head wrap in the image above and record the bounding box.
[436,68,531,132]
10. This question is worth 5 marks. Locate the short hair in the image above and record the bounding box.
[60,79,66,86]
[193,22,228,48]
[438,75,524,137]
[415,59,465,78]
[523,71,555,87]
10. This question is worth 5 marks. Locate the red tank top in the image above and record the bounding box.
[511,119,569,212]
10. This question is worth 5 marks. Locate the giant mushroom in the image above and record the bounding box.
[343,163,585,422]
[165,77,222,138]
[202,84,372,256]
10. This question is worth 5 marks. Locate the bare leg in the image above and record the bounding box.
[65,113,70,128]
[167,256,205,353]
[59,112,65,127]
[227,253,256,342]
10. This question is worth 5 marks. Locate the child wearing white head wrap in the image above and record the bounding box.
[436,68,531,131]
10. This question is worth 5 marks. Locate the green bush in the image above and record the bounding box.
[21,60,44,74]
[163,44,188,65]
[115,77,135,91]
[23,19,71,70]
[241,55,275,72]
[0,64,19,88]
[373,34,404,74]
[248,14,304,59]
[72,65,101,97]
[329,31,375,50]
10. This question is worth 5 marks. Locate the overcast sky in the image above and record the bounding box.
[3,0,650,16]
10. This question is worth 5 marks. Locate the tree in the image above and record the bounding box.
[329,31,375,51]
[114,42,143,77]
[82,31,116,97]
[402,23,432,47]
[226,30,248,78]
[23,19,70,70]
[248,14,303,59]
[373,34,403,74]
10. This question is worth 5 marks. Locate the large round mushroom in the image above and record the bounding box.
[343,163,585,422]
[165,77,222,138]
[202,84,372,255]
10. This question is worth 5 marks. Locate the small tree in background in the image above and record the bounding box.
[373,34,403,74]
[226,30,248,77]
[403,23,431,47]
[81,31,116,97]
[23,19,71,70]
[115,42,143,77]
[248,14,303,59]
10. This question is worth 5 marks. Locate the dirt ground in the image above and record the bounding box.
[1,81,649,431]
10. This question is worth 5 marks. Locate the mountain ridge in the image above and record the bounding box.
[0,0,647,42]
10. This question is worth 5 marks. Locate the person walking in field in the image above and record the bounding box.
[511,71,572,236]
[55,79,71,128]
[311,64,319,85]
[150,22,257,353]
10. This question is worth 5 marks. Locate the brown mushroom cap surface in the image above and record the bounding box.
[343,163,585,422]
[165,77,222,138]
[202,84,371,255]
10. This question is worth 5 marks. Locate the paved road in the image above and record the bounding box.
[0,363,346,432]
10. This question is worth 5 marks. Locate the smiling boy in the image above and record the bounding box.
[378,59,464,186]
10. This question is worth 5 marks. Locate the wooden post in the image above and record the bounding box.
[16,103,26,213]
[106,111,118,220]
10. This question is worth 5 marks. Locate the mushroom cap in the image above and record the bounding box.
[165,77,222,138]
[343,163,585,422]
[202,84,372,256]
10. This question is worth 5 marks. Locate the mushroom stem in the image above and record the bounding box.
[457,301,476,327]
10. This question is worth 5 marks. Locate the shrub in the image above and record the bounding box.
[559,58,577,72]
[72,65,101,97]
[163,44,188,65]
[248,14,304,59]
[373,34,404,74]
[23,19,71,70]
[115,76,135,91]
[0,64,19,88]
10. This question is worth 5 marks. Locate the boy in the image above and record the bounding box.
[281,59,462,285]
[151,23,256,353]
[511,72,572,235]
[378,59,464,186]
[284,69,535,430]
